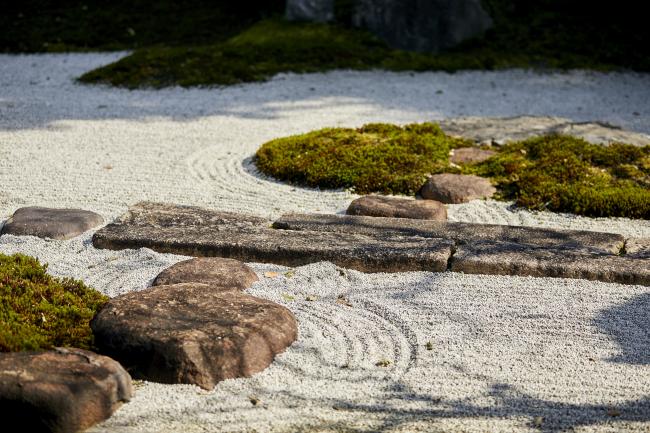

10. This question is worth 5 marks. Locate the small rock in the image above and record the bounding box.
[152,257,258,290]
[449,147,496,164]
[1,206,103,240]
[419,174,496,204]
[91,283,298,390]
[0,347,132,433]
[347,195,446,220]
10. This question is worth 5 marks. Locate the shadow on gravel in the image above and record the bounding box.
[594,292,650,365]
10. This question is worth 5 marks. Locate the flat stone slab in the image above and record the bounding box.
[419,173,496,204]
[626,238,650,259]
[452,241,650,286]
[346,195,447,220]
[93,202,453,273]
[439,116,650,146]
[449,147,496,164]
[91,283,298,390]
[273,213,625,254]
[153,257,259,289]
[0,347,132,433]
[1,206,103,240]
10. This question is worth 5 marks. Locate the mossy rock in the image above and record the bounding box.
[255,122,650,219]
[0,253,108,352]
[466,135,650,219]
[255,122,470,195]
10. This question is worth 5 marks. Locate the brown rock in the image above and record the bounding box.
[419,173,496,204]
[153,257,259,289]
[626,238,650,259]
[1,206,103,240]
[346,195,446,220]
[449,147,496,164]
[91,283,298,390]
[0,347,132,433]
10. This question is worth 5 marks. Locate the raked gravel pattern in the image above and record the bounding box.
[1,232,649,433]
[1,54,649,432]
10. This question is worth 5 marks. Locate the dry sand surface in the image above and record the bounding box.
[1,53,649,432]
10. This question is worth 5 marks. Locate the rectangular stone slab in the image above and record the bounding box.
[93,202,453,273]
[273,213,625,254]
[452,241,649,286]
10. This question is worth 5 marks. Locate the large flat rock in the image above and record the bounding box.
[1,206,103,240]
[273,213,625,254]
[0,348,132,433]
[626,238,650,259]
[452,241,649,286]
[93,203,453,273]
[346,195,447,220]
[91,283,297,390]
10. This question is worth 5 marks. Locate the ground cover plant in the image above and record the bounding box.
[0,253,108,352]
[255,124,650,219]
[4,1,646,88]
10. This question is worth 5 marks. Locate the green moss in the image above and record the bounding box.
[464,135,650,218]
[255,122,470,195]
[0,253,108,352]
[256,123,650,219]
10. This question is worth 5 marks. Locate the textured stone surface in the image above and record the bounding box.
[273,214,625,254]
[351,0,492,53]
[449,147,497,164]
[346,195,447,220]
[91,283,298,390]
[419,174,496,204]
[626,238,650,259]
[0,347,132,433]
[452,241,650,286]
[1,206,103,240]
[285,0,334,22]
[439,116,650,146]
[153,257,259,289]
[93,202,453,272]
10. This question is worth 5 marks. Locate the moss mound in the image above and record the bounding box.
[255,122,470,195]
[467,135,650,219]
[0,253,108,352]
[256,123,650,219]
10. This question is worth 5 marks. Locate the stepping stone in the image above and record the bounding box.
[153,257,259,289]
[274,214,625,255]
[0,347,132,433]
[449,147,496,164]
[439,116,650,147]
[419,173,496,204]
[626,238,650,259]
[91,283,298,390]
[1,206,103,240]
[93,202,453,273]
[346,195,446,220]
[451,241,650,286]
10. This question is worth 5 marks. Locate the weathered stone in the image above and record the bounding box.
[626,238,650,259]
[273,213,625,254]
[1,206,103,240]
[346,195,446,220]
[350,0,492,53]
[93,203,453,273]
[153,257,259,289]
[285,0,334,22]
[0,347,132,433]
[449,147,497,164]
[452,241,649,286]
[91,283,298,389]
[438,116,650,147]
[419,173,496,204]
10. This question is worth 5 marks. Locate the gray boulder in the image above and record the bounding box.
[286,0,335,22]
[1,206,103,240]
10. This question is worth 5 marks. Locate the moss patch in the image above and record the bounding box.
[255,122,470,195]
[465,135,650,219]
[0,253,108,352]
[255,123,650,219]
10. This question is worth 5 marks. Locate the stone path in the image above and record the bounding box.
[93,202,649,286]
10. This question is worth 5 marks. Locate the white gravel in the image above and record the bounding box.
[1,53,649,432]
